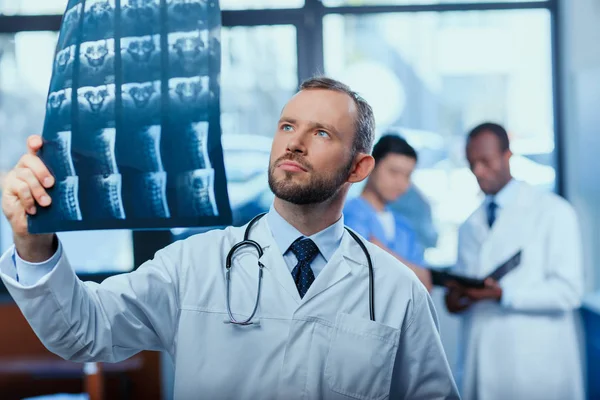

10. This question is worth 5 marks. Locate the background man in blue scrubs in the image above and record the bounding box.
[344,134,432,291]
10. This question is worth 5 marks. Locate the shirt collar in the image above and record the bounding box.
[356,195,392,214]
[266,204,345,262]
[486,178,520,209]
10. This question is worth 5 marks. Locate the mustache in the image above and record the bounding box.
[274,153,312,171]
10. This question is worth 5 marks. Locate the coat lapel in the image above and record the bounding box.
[300,230,361,306]
[480,183,534,274]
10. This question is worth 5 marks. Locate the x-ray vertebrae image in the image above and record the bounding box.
[30,0,230,233]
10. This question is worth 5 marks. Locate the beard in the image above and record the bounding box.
[268,153,354,205]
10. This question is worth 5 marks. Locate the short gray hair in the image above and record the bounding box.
[299,76,375,155]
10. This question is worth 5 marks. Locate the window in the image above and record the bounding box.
[324,9,555,266]
[0,0,560,272]
[221,26,298,140]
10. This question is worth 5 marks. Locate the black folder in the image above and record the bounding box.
[430,250,522,288]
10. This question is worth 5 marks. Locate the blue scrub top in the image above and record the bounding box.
[343,196,425,265]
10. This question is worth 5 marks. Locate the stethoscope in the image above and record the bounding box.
[225,212,375,326]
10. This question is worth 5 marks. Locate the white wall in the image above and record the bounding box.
[560,0,600,291]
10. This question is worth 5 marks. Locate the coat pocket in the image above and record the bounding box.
[324,312,400,400]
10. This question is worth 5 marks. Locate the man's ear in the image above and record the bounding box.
[347,153,375,184]
[503,149,513,163]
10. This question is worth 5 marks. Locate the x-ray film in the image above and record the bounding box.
[121,35,162,82]
[29,0,230,233]
[121,0,161,37]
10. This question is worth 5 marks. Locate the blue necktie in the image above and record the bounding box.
[290,238,319,298]
[487,200,498,228]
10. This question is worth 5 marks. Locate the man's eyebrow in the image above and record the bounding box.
[278,117,298,125]
[277,118,340,137]
[310,121,339,136]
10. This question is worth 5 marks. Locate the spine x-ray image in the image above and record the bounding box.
[30,0,230,233]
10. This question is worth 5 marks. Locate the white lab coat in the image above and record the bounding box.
[0,216,459,400]
[454,181,585,400]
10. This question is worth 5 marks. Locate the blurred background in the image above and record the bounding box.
[1,0,599,399]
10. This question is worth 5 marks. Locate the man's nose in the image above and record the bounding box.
[472,163,485,178]
[286,130,308,154]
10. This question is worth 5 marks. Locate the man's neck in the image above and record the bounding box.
[273,195,345,237]
[490,176,514,196]
[361,186,386,212]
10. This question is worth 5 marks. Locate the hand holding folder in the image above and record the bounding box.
[431,250,522,288]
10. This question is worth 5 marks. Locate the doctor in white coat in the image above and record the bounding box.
[445,122,584,400]
[0,77,459,400]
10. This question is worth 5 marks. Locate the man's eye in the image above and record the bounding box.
[316,130,329,138]
[282,124,293,132]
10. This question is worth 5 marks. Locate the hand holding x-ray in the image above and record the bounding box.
[1,135,57,262]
